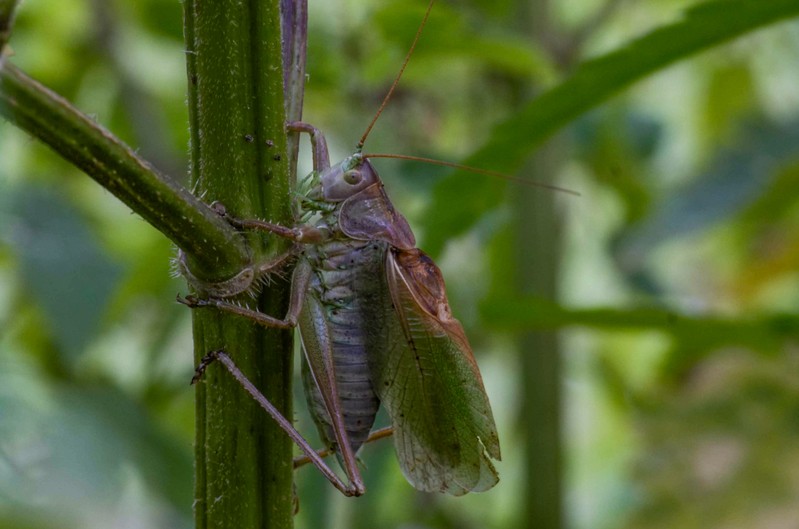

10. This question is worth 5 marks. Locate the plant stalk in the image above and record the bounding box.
[184,0,295,528]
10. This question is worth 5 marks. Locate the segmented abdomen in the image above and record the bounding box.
[302,240,387,455]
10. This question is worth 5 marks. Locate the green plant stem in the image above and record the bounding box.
[184,1,294,528]
[510,2,567,525]
[513,150,564,529]
[0,62,250,278]
[482,297,799,347]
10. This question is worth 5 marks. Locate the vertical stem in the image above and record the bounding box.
[514,1,564,528]
[184,1,294,528]
[513,144,564,529]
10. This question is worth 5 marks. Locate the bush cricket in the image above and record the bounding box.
[179,0,501,497]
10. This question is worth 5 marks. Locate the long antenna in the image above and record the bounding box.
[364,153,581,196]
[357,0,436,150]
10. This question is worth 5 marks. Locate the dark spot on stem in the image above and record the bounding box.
[244,134,254,143]
[273,154,282,161]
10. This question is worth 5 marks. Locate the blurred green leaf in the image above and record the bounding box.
[128,0,184,41]
[370,1,552,82]
[423,0,799,256]
[625,351,799,529]
[55,386,192,509]
[0,367,192,524]
[702,62,756,144]
[0,513,68,529]
[574,109,662,223]
[614,120,799,284]
[2,187,122,365]
[737,160,799,230]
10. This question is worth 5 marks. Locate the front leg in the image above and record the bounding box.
[212,201,328,244]
[286,121,331,173]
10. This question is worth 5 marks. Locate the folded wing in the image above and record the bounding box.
[369,247,501,495]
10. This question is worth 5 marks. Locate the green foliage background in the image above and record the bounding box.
[1,0,799,528]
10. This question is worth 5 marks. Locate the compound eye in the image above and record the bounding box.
[343,170,362,185]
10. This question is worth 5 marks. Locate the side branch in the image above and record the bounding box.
[482,297,799,346]
[0,62,250,278]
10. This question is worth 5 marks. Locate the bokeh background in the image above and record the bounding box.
[2,0,799,528]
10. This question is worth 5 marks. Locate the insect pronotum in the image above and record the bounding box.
[179,0,502,497]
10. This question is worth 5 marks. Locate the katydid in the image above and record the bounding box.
[179,0,501,497]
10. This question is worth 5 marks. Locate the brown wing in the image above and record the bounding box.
[369,247,501,495]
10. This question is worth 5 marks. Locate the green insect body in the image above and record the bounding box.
[182,142,500,496]
[295,148,501,494]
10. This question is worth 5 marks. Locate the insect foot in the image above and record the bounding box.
[209,200,228,217]
[176,293,207,308]
[190,349,223,385]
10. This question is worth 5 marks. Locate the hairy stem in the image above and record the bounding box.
[184,0,295,528]
[0,62,250,279]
